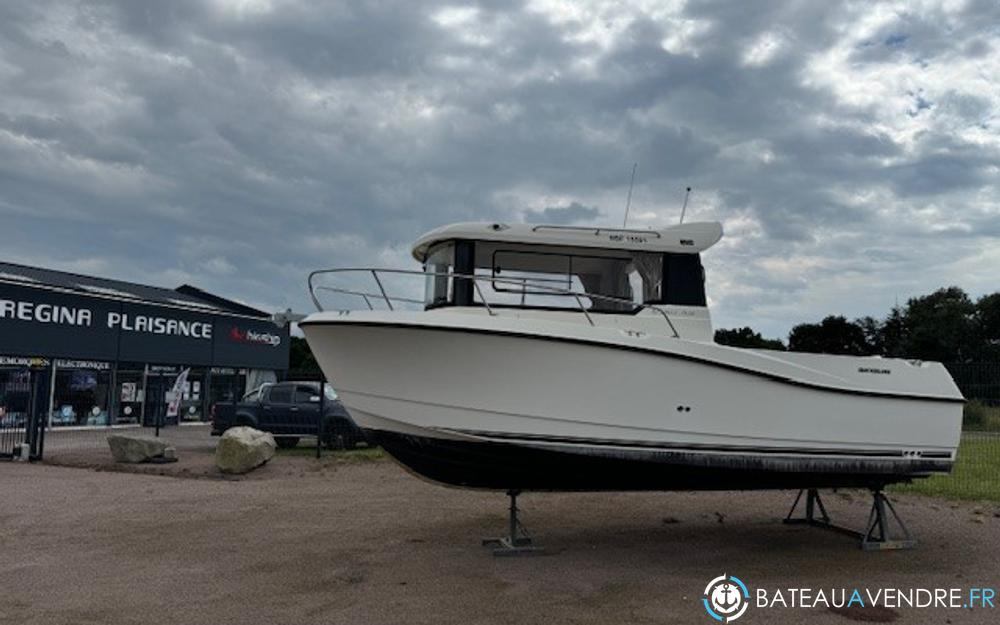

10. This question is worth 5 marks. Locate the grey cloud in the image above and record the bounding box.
[523,202,602,224]
[0,0,997,338]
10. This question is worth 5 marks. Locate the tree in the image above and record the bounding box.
[977,292,1000,345]
[878,306,908,358]
[289,336,320,374]
[902,287,978,362]
[855,316,884,355]
[714,327,785,350]
[787,316,871,355]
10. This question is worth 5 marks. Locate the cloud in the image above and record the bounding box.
[523,201,602,224]
[0,0,997,339]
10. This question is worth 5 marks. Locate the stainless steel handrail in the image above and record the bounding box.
[314,286,425,311]
[530,225,662,238]
[307,267,680,338]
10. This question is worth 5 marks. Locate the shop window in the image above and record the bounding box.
[51,363,111,427]
[209,368,247,406]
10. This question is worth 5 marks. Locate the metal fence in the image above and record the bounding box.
[0,412,44,460]
[893,431,1000,501]
[36,421,214,465]
[34,381,340,464]
[952,431,1000,499]
[946,362,1000,407]
[0,372,46,460]
[908,363,1000,500]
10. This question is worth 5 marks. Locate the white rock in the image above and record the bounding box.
[107,435,170,463]
[215,427,276,474]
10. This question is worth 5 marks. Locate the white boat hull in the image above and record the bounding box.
[301,311,963,491]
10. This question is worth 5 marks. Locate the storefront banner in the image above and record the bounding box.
[0,283,289,370]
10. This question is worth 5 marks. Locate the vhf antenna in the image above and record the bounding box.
[679,186,692,224]
[622,162,637,228]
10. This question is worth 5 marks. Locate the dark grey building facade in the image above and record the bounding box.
[0,261,289,434]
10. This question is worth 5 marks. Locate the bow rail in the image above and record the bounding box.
[308,267,680,338]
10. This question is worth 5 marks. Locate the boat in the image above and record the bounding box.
[299,220,963,549]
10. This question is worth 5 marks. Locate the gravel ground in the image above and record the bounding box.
[2,438,999,625]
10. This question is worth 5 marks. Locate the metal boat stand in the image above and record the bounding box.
[783,488,916,551]
[482,490,544,556]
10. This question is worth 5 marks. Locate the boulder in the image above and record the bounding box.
[215,427,276,474]
[107,435,170,463]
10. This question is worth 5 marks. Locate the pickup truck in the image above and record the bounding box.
[211,381,366,449]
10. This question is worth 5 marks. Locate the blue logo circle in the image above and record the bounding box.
[703,574,749,622]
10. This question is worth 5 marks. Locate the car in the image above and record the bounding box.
[211,381,367,449]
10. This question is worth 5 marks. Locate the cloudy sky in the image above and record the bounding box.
[1,0,998,339]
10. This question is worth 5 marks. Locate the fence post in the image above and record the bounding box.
[316,372,325,459]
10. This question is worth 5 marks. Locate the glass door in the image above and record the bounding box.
[143,370,173,427]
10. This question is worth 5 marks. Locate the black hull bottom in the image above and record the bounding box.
[369,430,948,492]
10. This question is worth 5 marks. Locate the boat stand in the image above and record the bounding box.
[482,490,544,557]
[783,488,916,551]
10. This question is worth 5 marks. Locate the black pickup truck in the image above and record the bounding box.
[210,381,366,449]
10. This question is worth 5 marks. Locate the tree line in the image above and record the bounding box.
[715,286,1000,363]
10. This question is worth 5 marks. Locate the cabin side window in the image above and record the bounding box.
[473,242,666,312]
[422,240,706,311]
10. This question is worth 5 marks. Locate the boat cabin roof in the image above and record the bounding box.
[411,221,724,261]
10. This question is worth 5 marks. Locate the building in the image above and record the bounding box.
[0,261,290,434]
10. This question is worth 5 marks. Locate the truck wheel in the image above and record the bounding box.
[276,437,300,449]
[323,432,346,450]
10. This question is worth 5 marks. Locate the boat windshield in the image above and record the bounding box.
[423,240,699,312]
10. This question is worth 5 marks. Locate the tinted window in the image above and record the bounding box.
[268,384,293,404]
[293,386,317,403]
[663,253,706,306]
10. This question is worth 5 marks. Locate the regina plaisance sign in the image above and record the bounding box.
[0,283,288,369]
[1,298,212,339]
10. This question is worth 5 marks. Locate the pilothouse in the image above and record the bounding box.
[409,221,723,340]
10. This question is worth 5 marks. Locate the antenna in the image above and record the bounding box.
[679,186,692,224]
[622,162,637,228]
